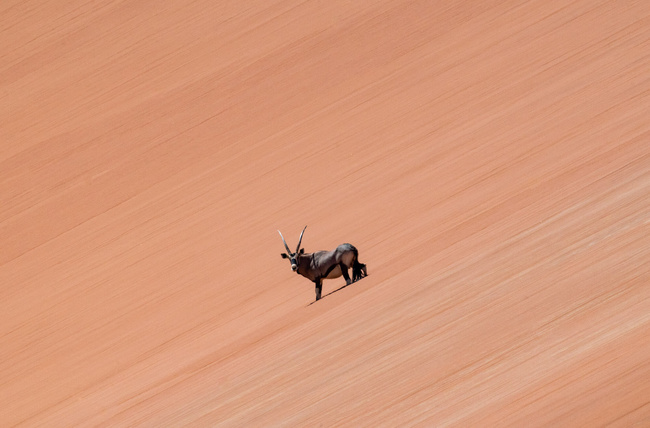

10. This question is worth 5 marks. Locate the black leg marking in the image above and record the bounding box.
[315,279,322,301]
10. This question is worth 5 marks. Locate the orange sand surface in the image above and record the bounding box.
[2,1,649,426]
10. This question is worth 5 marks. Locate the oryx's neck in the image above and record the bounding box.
[296,253,312,276]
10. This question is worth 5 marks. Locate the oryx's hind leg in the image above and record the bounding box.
[340,262,352,285]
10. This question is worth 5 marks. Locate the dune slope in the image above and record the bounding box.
[2,0,649,426]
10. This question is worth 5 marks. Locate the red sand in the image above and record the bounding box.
[2,1,649,426]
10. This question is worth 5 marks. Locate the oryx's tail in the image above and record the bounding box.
[351,246,367,281]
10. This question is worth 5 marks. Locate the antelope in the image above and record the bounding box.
[279,226,367,301]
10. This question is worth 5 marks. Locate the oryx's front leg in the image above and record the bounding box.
[314,278,323,301]
[340,262,352,285]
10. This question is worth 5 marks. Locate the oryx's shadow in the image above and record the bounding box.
[307,276,366,306]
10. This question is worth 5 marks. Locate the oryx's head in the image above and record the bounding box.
[278,226,307,272]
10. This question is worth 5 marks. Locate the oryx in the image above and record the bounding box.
[279,226,367,301]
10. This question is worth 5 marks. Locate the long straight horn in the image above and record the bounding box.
[278,230,292,254]
[296,225,307,253]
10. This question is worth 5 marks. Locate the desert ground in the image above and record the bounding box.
[2,0,649,426]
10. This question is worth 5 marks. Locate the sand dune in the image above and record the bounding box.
[2,0,649,426]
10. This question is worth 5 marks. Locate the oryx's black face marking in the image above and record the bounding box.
[280,248,304,272]
[278,226,367,302]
